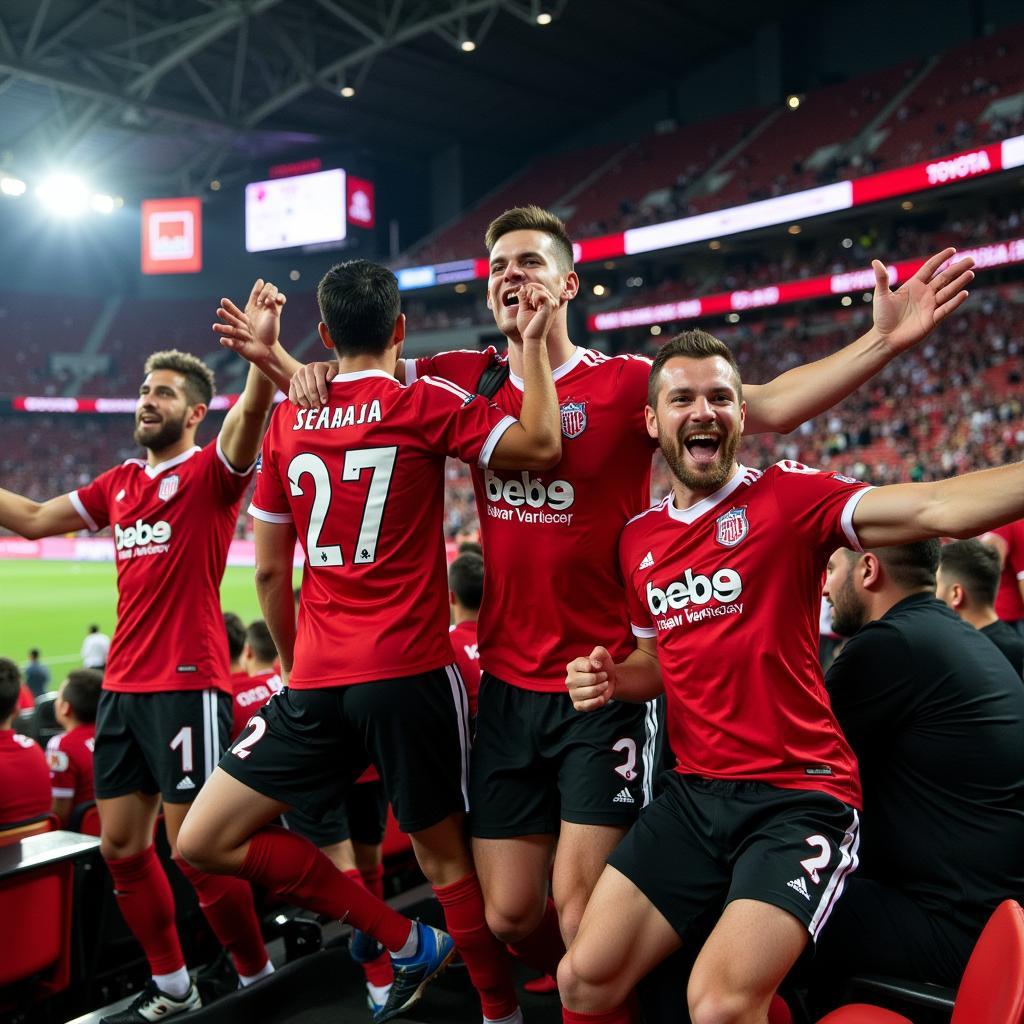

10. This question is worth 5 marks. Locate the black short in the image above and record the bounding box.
[284,779,389,848]
[94,689,232,804]
[220,668,470,834]
[608,774,860,941]
[469,673,660,837]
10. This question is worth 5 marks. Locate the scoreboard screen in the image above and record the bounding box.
[245,168,347,252]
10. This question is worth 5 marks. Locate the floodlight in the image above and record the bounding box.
[1,176,26,196]
[37,174,90,215]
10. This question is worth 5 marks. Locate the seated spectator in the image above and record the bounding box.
[448,552,483,720]
[81,623,110,670]
[806,542,1024,1009]
[231,620,283,741]
[0,656,51,830]
[23,647,50,698]
[937,539,1024,676]
[46,668,102,825]
[223,610,249,695]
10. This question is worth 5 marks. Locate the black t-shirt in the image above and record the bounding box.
[826,592,1024,935]
[981,619,1024,678]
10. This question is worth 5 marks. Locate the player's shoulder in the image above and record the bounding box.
[413,373,478,406]
[621,496,673,547]
[767,460,862,484]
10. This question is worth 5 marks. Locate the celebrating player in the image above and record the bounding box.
[178,258,562,1024]
[283,207,974,970]
[560,328,1024,1024]
[0,280,288,1022]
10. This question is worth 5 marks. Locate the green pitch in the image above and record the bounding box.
[0,560,284,691]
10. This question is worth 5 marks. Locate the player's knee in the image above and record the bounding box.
[556,945,622,1011]
[99,833,149,861]
[485,899,545,945]
[687,978,754,1024]
[175,814,226,874]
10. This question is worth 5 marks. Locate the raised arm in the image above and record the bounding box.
[743,248,974,434]
[566,639,662,712]
[852,463,1024,548]
[488,282,561,470]
[0,491,86,540]
[253,518,297,680]
[217,279,288,471]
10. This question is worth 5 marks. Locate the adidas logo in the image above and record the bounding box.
[175,776,196,791]
[613,787,635,804]
[115,488,126,502]
[786,876,811,901]
[638,551,655,570]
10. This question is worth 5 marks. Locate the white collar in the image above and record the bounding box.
[508,346,586,391]
[131,446,201,479]
[666,465,750,524]
[330,369,398,384]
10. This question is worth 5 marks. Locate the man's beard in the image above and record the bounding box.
[134,412,186,452]
[829,572,867,637]
[659,424,740,494]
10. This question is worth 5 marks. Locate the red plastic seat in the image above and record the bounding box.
[818,900,1024,1024]
[0,813,59,847]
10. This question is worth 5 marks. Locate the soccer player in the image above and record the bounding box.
[285,208,974,967]
[980,519,1024,632]
[178,258,562,1024]
[0,280,288,1021]
[449,551,484,719]
[47,668,102,824]
[0,656,51,831]
[560,329,1024,1024]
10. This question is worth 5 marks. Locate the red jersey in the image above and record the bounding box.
[410,347,655,692]
[0,730,51,827]
[18,684,34,711]
[449,620,481,717]
[250,369,515,688]
[230,668,283,740]
[45,724,96,805]
[620,462,872,808]
[981,521,1024,622]
[70,439,252,693]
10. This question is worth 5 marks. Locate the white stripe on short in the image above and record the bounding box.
[808,808,861,938]
[445,665,472,812]
[641,699,660,807]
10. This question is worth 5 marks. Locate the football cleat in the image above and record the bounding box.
[100,980,201,1022]
[373,922,455,1023]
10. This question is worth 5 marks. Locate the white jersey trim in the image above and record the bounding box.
[477,415,517,469]
[1016,570,1024,581]
[68,490,100,533]
[215,434,256,477]
[508,345,586,391]
[143,445,201,479]
[51,786,75,799]
[445,664,472,812]
[248,504,293,524]
[631,623,658,638]
[641,699,659,807]
[666,465,756,524]
[330,368,398,385]
[840,487,874,552]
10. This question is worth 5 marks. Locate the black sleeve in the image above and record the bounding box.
[824,622,917,752]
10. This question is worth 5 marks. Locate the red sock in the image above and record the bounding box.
[105,846,185,975]
[768,993,793,1024]
[507,897,565,978]
[175,858,269,977]
[360,862,385,900]
[343,868,393,988]
[434,873,518,1021]
[562,1008,632,1024]
[238,826,410,951]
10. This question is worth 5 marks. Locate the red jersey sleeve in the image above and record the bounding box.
[768,462,873,554]
[69,466,120,532]
[620,524,657,638]
[209,435,257,504]
[412,377,516,467]
[249,406,293,522]
[613,354,659,451]
[408,348,498,392]
[45,733,78,800]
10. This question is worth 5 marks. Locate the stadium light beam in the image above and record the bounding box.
[0,176,26,196]
[36,173,91,216]
[91,193,115,214]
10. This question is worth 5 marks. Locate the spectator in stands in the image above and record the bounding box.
[937,539,1024,675]
[232,621,283,741]
[808,542,1024,1007]
[0,656,51,830]
[81,624,110,670]
[46,668,101,825]
[448,552,484,720]
[23,647,50,698]
[223,611,248,689]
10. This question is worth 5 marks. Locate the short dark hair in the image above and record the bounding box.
[457,541,483,557]
[647,329,743,407]
[28,648,40,659]
[449,553,484,611]
[485,205,574,273]
[869,541,941,591]
[246,620,278,665]
[223,612,246,662]
[144,350,215,407]
[940,539,1001,606]
[0,658,22,721]
[61,669,102,724]
[316,260,401,356]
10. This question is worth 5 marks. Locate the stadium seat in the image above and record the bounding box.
[0,812,59,847]
[817,900,1024,1024]
[70,800,101,836]
[32,690,62,745]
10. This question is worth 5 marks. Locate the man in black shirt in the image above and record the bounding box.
[807,540,1024,1004]
[937,539,1024,676]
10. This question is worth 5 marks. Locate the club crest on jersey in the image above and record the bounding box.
[560,401,587,439]
[715,506,748,548]
[157,475,179,502]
